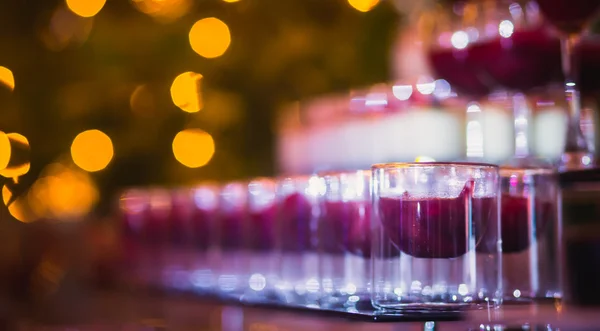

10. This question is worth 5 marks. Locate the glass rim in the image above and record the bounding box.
[371,161,498,170]
[248,176,277,185]
[318,169,371,178]
[499,167,556,176]
[274,174,317,182]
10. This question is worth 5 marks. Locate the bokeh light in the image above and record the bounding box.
[170,72,203,113]
[0,133,31,179]
[347,0,379,12]
[189,17,231,59]
[29,163,99,220]
[3,185,31,223]
[65,0,106,18]
[172,129,215,168]
[71,129,114,172]
[222,0,240,2]
[0,66,15,91]
[131,0,192,23]
[130,84,156,115]
[0,132,10,171]
[41,6,94,51]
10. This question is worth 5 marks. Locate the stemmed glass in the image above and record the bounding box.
[535,0,600,170]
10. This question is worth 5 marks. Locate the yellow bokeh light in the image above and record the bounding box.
[172,129,215,168]
[189,17,231,59]
[170,72,203,113]
[41,6,94,52]
[3,185,31,223]
[71,129,114,172]
[0,133,31,179]
[29,164,99,220]
[0,66,15,91]
[2,185,12,206]
[0,132,10,171]
[348,0,379,12]
[222,0,240,2]
[8,199,31,223]
[131,0,192,23]
[66,0,106,17]
[130,84,156,114]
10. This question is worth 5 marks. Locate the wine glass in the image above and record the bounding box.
[535,0,600,170]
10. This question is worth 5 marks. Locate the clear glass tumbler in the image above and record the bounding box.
[213,182,248,301]
[189,184,219,295]
[242,177,281,303]
[146,188,173,292]
[371,162,501,312]
[164,187,195,292]
[499,166,561,302]
[118,188,149,292]
[318,170,372,311]
[276,175,321,308]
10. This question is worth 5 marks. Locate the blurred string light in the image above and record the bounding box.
[130,84,156,115]
[71,129,114,172]
[2,185,31,223]
[189,17,231,59]
[170,72,203,113]
[130,0,192,23]
[0,66,15,91]
[0,133,31,179]
[29,162,99,220]
[347,0,379,12]
[65,0,106,18]
[172,129,215,168]
[41,6,94,51]
[0,132,10,171]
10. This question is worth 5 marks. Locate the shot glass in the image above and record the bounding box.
[145,188,173,292]
[118,188,149,291]
[242,177,281,303]
[163,188,195,292]
[318,170,373,311]
[213,182,248,301]
[189,184,219,295]
[371,162,501,312]
[500,166,561,302]
[276,175,321,308]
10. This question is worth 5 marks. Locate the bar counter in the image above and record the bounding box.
[8,289,600,330]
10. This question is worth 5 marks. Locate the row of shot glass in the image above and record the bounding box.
[118,162,560,313]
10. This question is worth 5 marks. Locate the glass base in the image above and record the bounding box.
[373,300,495,313]
[319,292,372,311]
[240,287,286,305]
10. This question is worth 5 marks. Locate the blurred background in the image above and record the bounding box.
[0,1,401,316]
[0,0,399,221]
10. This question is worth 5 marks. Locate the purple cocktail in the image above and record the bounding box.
[501,194,555,254]
[378,189,497,259]
[277,176,320,307]
[318,170,372,311]
[372,163,501,311]
[499,168,561,302]
[215,183,248,298]
[321,200,371,258]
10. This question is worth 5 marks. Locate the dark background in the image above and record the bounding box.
[0,0,400,215]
